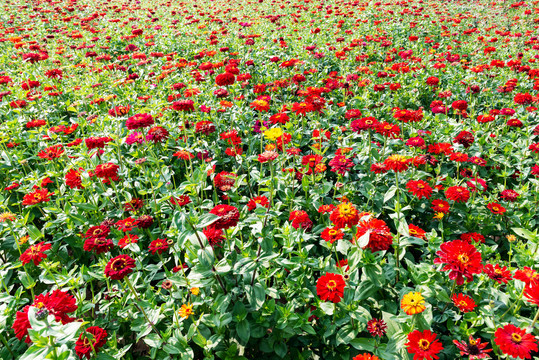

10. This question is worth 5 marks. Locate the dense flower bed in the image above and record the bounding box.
[1,0,539,359]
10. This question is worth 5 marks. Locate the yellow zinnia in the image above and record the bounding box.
[401,291,426,315]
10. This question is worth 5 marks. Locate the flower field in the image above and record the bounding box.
[1,0,539,358]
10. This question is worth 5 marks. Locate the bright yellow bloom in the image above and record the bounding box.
[264,127,283,141]
[401,291,426,315]
[0,212,16,222]
[433,212,444,220]
[190,287,200,296]
[178,303,193,319]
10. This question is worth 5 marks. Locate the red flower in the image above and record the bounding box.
[484,263,512,284]
[451,293,476,313]
[289,210,313,231]
[170,195,191,207]
[494,324,538,359]
[115,217,136,232]
[209,205,240,230]
[355,217,393,252]
[247,196,270,211]
[83,237,113,254]
[434,240,482,285]
[431,199,450,214]
[316,273,346,303]
[118,234,139,248]
[453,336,492,359]
[84,225,111,239]
[328,155,354,175]
[460,232,485,243]
[20,242,52,265]
[406,329,444,360]
[22,188,53,206]
[330,202,360,229]
[445,186,470,203]
[321,227,344,244]
[215,72,235,86]
[408,224,426,239]
[126,113,154,129]
[146,126,169,143]
[75,326,108,359]
[94,163,119,179]
[514,267,539,286]
[384,154,410,172]
[38,144,64,160]
[104,255,136,280]
[203,226,225,247]
[65,168,84,189]
[352,354,379,360]
[367,319,387,337]
[108,105,130,117]
[487,202,506,215]
[406,180,433,199]
[149,238,169,255]
[13,290,78,343]
[214,171,237,191]
[172,100,195,112]
[524,282,539,306]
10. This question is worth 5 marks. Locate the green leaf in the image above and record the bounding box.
[320,302,334,315]
[236,319,250,343]
[349,337,375,352]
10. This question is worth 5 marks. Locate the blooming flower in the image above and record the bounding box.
[401,291,426,315]
[494,324,538,359]
[104,255,136,280]
[434,240,483,285]
[316,273,346,303]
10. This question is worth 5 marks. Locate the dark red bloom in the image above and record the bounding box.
[104,255,136,280]
[209,205,240,230]
[75,326,108,359]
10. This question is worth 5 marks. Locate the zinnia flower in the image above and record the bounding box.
[434,240,482,285]
[75,326,108,359]
[209,205,240,230]
[20,242,52,265]
[451,293,476,313]
[494,324,538,359]
[401,291,426,315]
[316,273,346,303]
[330,202,360,229]
[104,255,136,280]
[453,336,492,359]
[405,329,444,360]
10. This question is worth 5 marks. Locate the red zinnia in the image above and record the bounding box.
[126,113,154,129]
[484,263,512,284]
[431,199,450,214]
[13,290,78,343]
[434,240,482,285]
[94,163,119,179]
[453,336,492,359]
[494,324,538,359]
[209,205,240,230]
[406,329,444,360]
[149,238,169,255]
[22,188,53,206]
[321,227,344,244]
[247,196,270,211]
[355,217,393,252]
[20,242,52,265]
[451,293,476,313]
[65,168,84,189]
[524,282,539,306]
[487,202,506,215]
[445,186,470,203]
[330,202,360,229]
[104,255,136,280]
[316,273,346,303]
[38,144,64,160]
[75,326,108,359]
[406,180,433,200]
